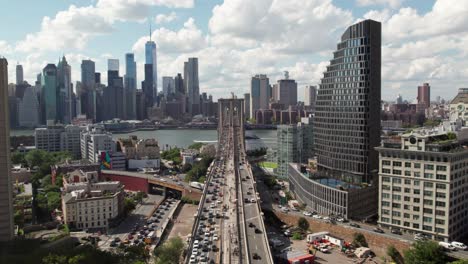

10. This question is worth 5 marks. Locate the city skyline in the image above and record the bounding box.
[0,0,465,101]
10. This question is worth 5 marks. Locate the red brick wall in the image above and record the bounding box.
[100,172,149,193]
[273,211,410,257]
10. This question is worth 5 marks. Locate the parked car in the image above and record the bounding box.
[249,222,255,228]
[349,223,360,228]
[252,253,261,260]
[373,228,384,233]
[391,228,402,235]
[313,215,322,219]
[439,242,456,251]
[303,211,312,216]
[255,228,262,234]
[451,241,468,250]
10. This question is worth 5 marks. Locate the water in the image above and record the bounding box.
[10,129,277,150]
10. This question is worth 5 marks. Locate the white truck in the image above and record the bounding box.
[189,182,205,190]
[439,242,456,251]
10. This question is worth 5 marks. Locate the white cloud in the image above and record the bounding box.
[0,41,13,55]
[133,18,207,54]
[209,0,353,54]
[356,0,404,9]
[362,9,391,22]
[155,12,177,24]
[15,0,194,53]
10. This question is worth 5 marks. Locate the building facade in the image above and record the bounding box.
[41,64,58,123]
[449,88,468,125]
[124,53,137,120]
[18,87,40,127]
[304,85,317,110]
[376,131,468,242]
[162,76,175,97]
[35,124,84,159]
[277,73,298,108]
[250,74,270,120]
[417,83,431,109]
[314,19,381,184]
[0,58,14,241]
[80,127,115,163]
[62,170,123,231]
[184,58,200,116]
[145,40,157,102]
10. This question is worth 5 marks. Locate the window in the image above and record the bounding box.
[382,185,390,190]
[382,209,390,215]
[413,215,420,220]
[436,183,446,189]
[404,188,411,193]
[423,208,433,214]
[436,174,446,180]
[424,182,433,188]
[393,195,401,201]
[414,163,421,168]
[382,160,391,166]
[404,213,410,218]
[404,205,410,210]
[436,192,446,198]
[382,168,391,174]
[404,222,410,227]
[392,178,402,184]
[436,165,447,171]
[392,203,401,208]
[414,198,420,203]
[423,217,432,223]
[404,179,411,184]
[436,201,446,207]
[394,161,402,167]
[414,172,421,177]
[413,223,420,229]
[381,201,390,207]
[414,181,420,186]
[424,190,433,196]
[393,186,402,192]
[435,219,445,225]
[392,219,401,225]
[405,171,411,176]
[424,173,433,179]
[414,189,420,195]
[393,170,402,175]
[435,228,445,233]
[404,196,410,202]
[382,193,390,199]
[436,210,445,216]
[424,199,433,206]
[414,206,420,212]
[405,162,411,168]
[392,211,401,217]
[425,164,434,170]
[423,225,433,231]
[382,177,390,182]
[381,217,390,223]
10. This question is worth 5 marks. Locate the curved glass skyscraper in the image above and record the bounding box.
[315,19,381,184]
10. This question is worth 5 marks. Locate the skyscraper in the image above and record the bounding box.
[184,58,200,116]
[125,53,137,120]
[315,19,381,184]
[145,38,157,103]
[304,85,317,109]
[16,64,23,85]
[277,71,297,108]
[244,93,251,119]
[81,60,96,121]
[57,56,72,124]
[18,86,40,128]
[174,73,184,94]
[417,83,431,108]
[0,57,14,241]
[162,76,175,97]
[250,74,270,120]
[108,59,119,72]
[142,64,154,118]
[41,64,58,123]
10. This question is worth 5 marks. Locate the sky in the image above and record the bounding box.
[0,0,467,102]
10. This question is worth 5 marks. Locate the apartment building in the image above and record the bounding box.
[80,126,115,163]
[62,170,123,231]
[376,131,468,242]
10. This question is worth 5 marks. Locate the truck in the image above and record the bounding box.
[439,242,456,251]
[189,182,205,190]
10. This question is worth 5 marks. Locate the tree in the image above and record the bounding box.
[181,163,192,173]
[11,151,26,165]
[298,217,309,231]
[154,237,184,264]
[46,192,61,211]
[451,260,468,264]
[188,142,205,150]
[292,232,302,240]
[387,245,403,264]
[404,241,447,264]
[352,233,368,248]
[124,198,136,215]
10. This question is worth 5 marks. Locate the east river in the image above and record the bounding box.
[11,129,277,151]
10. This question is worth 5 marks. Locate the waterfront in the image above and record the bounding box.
[10,129,277,150]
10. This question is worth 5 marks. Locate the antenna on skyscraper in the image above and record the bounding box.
[149,19,152,41]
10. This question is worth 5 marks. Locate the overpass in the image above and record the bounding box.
[186,97,273,264]
[100,170,202,201]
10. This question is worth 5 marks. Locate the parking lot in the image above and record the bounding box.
[99,194,179,251]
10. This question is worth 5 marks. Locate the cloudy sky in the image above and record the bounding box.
[1,0,467,102]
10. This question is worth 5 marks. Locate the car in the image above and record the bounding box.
[114,237,121,242]
[252,253,261,260]
[249,222,255,228]
[451,242,468,250]
[323,216,330,221]
[336,217,345,222]
[414,234,428,241]
[250,198,256,203]
[284,230,292,237]
[349,223,360,228]
[213,235,218,241]
[281,207,289,213]
[128,234,134,240]
[391,228,402,235]
[244,198,249,203]
[312,214,322,219]
[303,211,312,217]
[373,227,384,233]
[255,228,262,234]
[110,241,118,247]
[439,242,456,251]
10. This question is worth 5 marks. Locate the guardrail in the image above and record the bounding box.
[235,128,250,264]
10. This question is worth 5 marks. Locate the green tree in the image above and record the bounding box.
[46,192,61,211]
[352,232,368,248]
[404,241,447,264]
[42,254,68,264]
[298,217,309,231]
[11,151,26,165]
[188,142,205,150]
[154,237,184,264]
[451,260,468,264]
[292,232,302,240]
[387,245,403,264]
[124,198,136,215]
